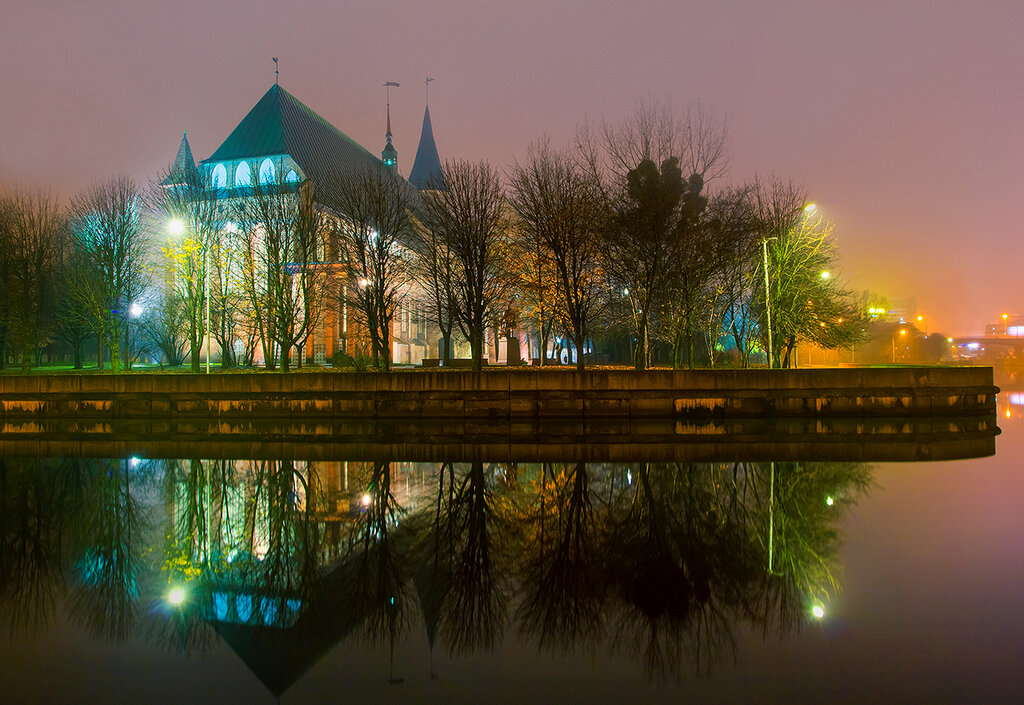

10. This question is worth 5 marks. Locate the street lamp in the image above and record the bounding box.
[892,328,907,363]
[761,236,774,368]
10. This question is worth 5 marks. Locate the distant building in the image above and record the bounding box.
[165,83,446,366]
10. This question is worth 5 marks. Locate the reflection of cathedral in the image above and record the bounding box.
[165,82,444,365]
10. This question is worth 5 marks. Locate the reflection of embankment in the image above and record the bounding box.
[0,414,998,462]
[2,457,871,692]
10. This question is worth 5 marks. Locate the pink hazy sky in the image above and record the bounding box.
[2,0,1020,335]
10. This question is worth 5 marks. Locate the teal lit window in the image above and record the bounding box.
[259,158,275,185]
[234,162,251,187]
[211,164,227,189]
[285,170,298,183]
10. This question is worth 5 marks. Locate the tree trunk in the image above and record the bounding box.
[280,344,291,373]
[470,332,483,372]
[441,330,452,364]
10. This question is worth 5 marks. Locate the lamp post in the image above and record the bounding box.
[892,328,907,363]
[762,237,776,368]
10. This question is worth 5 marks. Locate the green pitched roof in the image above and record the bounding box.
[202,84,387,205]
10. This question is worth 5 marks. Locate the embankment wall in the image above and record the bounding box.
[0,367,997,419]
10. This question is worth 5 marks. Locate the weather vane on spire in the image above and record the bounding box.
[383,81,399,136]
[273,57,279,85]
[425,76,435,105]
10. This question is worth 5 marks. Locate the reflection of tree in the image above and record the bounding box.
[410,461,508,655]
[751,461,873,632]
[0,457,78,634]
[439,461,508,653]
[0,454,875,686]
[516,462,604,649]
[66,458,145,642]
[340,460,410,647]
[601,462,740,678]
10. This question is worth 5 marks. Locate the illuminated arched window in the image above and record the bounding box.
[259,158,275,185]
[285,170,298,183]
[211,164,227,189]
[234,162,251,187]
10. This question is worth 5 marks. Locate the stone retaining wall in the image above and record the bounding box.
[0,367,997,419]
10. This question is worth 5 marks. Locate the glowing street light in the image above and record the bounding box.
[804,203,817,215]
[167,218,185,237]
[167,587,186,606]
[820,271,830,280]
[811,604,825,619]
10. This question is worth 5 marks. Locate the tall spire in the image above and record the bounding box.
[382,81,399,170]
[409,78,444,190]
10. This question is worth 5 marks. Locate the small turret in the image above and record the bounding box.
[161,131,198,186]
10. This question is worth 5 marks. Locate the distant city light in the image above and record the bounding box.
[361,493,372,506]
[900,330,907,335]
[1002,313,1009,321]
[916,315,924,322]
[947,337,954,343]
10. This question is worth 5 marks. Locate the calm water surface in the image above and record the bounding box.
[0,406,1020,704]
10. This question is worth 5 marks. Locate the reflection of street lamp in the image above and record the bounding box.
[167,218,211,374]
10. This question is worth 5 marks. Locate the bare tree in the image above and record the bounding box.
[68,176,149,372]
[237,182,330,372]
[576,100,729,369]
[418,160,510,371]
[332,165,417,371]
[409,208,459,364]
[3,192,65,370]
[509,140,608,371]
[701,186,761,367]
[152,168,222,371]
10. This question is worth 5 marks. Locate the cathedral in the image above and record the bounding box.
[163,81,445,366]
